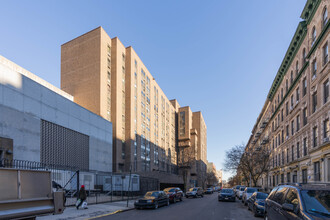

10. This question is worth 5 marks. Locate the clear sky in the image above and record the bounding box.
[0,0,307,181]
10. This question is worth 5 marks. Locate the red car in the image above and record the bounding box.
[163,187,183,203]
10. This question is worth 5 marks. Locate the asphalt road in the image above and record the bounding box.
[95,193,260,220]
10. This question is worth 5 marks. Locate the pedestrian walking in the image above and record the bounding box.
[76,185,87,209]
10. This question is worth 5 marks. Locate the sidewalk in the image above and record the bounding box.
[37,200,135,220]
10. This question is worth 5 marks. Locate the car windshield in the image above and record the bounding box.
[240,187,245,191]
[189,188,197,192]
[256,193,268,199]
[236,186,241,189]
[247,188,257,193]
[301,190,330,216]
[145,191,159,197]
[164,188,175,192]
[222,189,233,193]
[207,188,212,190]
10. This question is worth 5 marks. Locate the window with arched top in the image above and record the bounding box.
[323,7,328,28]
[312,26,316,46]
[296,61,299,76]
[302,48,306,64]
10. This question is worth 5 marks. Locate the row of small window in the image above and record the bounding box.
[272,42,328,114]
[272,117,329,149]
[311,6,328,47]
[272,79,330,133]
[272,138,308,168]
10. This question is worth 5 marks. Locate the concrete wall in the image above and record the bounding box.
[0,56,113,172]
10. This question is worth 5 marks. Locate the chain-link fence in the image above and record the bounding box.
[0,159,159,206]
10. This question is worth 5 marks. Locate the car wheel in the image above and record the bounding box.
[201,194,204,198]
[166,199,170,206]
[154,202,158,209]
[247,204,251,210]
[254,207,258,217]
[194,195,197,198]
[180,196,182,201]
[244,201,247,206]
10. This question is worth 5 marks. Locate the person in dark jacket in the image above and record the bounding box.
[76,185,87,209]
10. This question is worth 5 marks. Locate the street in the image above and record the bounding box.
[95,193,260,220]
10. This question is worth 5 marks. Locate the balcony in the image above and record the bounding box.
[261,136,269,145]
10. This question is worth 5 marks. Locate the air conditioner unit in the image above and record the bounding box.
[324,137,330,143]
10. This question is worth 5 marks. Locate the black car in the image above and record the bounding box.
[134,191,170,209]
[218,188,235,202]
[264,183,330,220]
[247,192,268,217]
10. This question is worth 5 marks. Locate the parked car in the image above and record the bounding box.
[218,188,235,202]
[264,183,330,220]
[242,187,258,205]
[134,191,169,209]
[163,187,183,203]
[247,192,268,217]
[205,188,214,194]
[236,186,246,199]
[234,185,244,193]
[186,187,204,198]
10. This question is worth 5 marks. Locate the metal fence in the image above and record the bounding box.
[0,159,159,206]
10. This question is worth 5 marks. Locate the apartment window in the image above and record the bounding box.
[312,92,317,113]
[324,80,329,104]
[323,7,328,28]
[286,102,289,116]
[287,148,289,163]
[303,138,307,156]
[281,109,284,122]
[302,48,306,65]
[291,95,294,109]
[286,125,289,139]
[286,79,288,92]
[291,145,294,161]
[287,172,291,183]
[179,112,185,136]
[296,115,300,131]
[324,119,329,139]
[281,88,284,100]
[121,142,125,159]
[282,151,284,165]
[324,43,329,65]
[297,142,300,159]
[107,58,111,68]
[314,161,320,181]
[313,126,318,147]
[296,61,299,77]
[296,87,300,103]
[303,107,308,126]
[290,71,293,85]
[302,169,307,183]
[282,130,284,143]
[312,59,317,80]
[303,78,307,96]
[312,26,316,46]
[291,120,294,136]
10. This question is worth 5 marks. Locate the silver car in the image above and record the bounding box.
[236,186,246,199]
[242,187,258,205]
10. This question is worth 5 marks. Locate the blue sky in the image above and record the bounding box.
[0,0,306,180]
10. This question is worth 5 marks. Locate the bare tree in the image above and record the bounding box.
[223,144,245,173]
[177,146,196,192]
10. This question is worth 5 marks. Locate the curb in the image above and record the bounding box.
[86,207,135,220]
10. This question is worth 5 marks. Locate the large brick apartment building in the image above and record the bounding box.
[61,27,207,188]
[246,0,330,188]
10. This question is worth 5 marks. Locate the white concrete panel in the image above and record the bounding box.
[105,132,112,144]
[79,120,90,136]
[79,108,90,124]
[3,87,24,112]
[41,104,56,123]
[23,77,41,101]
[55,110,69,128]
[56,95,70,114]
[90,125,98,138]
[0,63,23,91]
[41,86,57,108]
[23,114,40,135]
[97,129,106,141]
[69,103,81,119]
[68,116,80,132]
[105,123,112,134]
[0,84,3,105]
[23,96,41,118]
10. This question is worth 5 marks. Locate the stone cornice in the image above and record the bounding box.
[301,0,322,24]
[267,21,307,100]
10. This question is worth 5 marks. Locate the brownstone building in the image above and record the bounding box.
[61,27,207,187]
[245,0,330,188]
